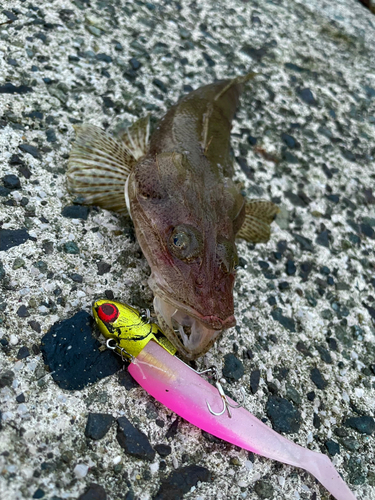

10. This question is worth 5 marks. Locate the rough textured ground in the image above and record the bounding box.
[0,0,375,499]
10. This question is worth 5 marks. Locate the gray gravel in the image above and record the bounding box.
[1,0,375,499]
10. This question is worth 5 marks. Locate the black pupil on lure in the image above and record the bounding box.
[173,232,188,248]
[98,303,119,322]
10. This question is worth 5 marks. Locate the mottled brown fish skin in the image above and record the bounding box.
[127,79,249,338]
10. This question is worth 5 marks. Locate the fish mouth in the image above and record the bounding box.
[150,279,235,359]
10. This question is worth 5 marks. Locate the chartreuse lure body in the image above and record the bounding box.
[93,299,356,500]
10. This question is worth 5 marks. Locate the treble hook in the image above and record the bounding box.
[200,366,245,418]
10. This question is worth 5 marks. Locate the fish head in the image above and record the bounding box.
[127,151,245,359]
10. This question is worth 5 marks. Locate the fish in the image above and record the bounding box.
[67,74,279,360]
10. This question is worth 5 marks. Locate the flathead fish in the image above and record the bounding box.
[67,74,278,359]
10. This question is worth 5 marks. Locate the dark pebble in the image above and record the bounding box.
[129,58,141,70]
[253,480,274,499]
[152,78,168,93]
[85,413,115,440]
[267,382,278,394]
[77,483,107,500]
[118,369,139,390]
[18,144,41,159]
[154,444,172,457]
[40,310,122,390]
[70,273,83,283]
[63,242,79,254]
[32,489,45,499]
[310,367,328,390]
[0,228,30,251]
[258,260,269,269]
[19,165,32,179]
[96,53,112,63]
[299,261,312,281]
[246,135,258,146]
[0,186,10,197]
[315,345,332,364]
[292,233,314,252]
[250,369,260,394]
[202,51,215,66]
[97,261,111,275]
[0,261,5,280]
[2,10,18,21]
[46,128,57,143]
[28,320,41,333]
[286,259,296,275]
[316,230,330,248]
[361,223,375,239]
[281,133,300,149]
[116,416,155,461]
[202,430,223,444]
[334,427,348,438]
[153,465,211,500]
[42,241,54,254]
[320,266,330,275]
[105,290,114,300]
[16,393,25,403]
[222,353,244,381]
[344,416,375,435]
[271,308,295,332]
[102,96,114,108]
[3,174,21,190]
[267,296,276,306]
[285,385,301,405]
[0,83,33,94]
[327,194,340,203]
[297,87,317,105]
[326,337,338,351]
[313,413,321,429]
[266,395,301,434]
[345,457,366,485]
[62,205,89,220]
[0,370,14,388]
[307,391,315,401]
[278,281,289,290]
[17,346,30,359]
[325,439,340,456]
[17,305,30,318]
[341,437,360,452]
[166,417,179,439]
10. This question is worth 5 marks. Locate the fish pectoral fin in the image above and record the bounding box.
[67,124,137,213]
[236,199,279,243]
[117,115,150,160]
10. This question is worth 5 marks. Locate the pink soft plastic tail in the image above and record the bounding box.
[129,341,356,500]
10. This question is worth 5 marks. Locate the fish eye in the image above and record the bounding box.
[169,225,202,261]
[172,231,189,249]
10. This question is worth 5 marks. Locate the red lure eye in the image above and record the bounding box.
[97,303,119,323]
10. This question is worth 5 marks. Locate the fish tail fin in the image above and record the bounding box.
[117,115,150,160]
[236,199,279,243]
[67,125,137,214]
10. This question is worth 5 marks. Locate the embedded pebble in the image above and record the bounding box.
[85,413,115,440]
[116,416,155,461]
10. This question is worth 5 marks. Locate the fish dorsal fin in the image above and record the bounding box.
[117,115,150,160]
[236,199,279,243]
[67,125,137,214]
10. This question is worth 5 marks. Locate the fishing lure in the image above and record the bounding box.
[93,299,357,500]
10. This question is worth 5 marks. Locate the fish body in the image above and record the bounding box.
[93,299,357,500]
[68,75,278,359]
